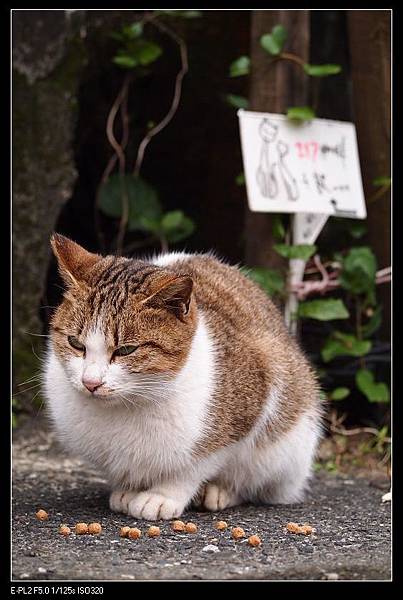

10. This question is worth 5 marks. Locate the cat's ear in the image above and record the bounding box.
[143,275,193,320]
[50,233,102,287]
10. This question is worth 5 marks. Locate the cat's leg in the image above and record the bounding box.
[126,478,201,520]
[109,489,139,515]
[201,482,241,512]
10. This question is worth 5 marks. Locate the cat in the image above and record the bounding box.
[44,233,323,521]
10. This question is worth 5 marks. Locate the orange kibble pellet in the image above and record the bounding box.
[59,525,71,537]
[147,526,160,537]
[127,527,142,539]
[248,534,262,547]
[36,509,48,521]
[172,520,186,532]
[231,527,245,540]
[286,522,301,534]
[215,520,228,531]
[88,523,102,535]
[75,522,89,535]
[185,522,198,533]
[300,525,314,535]
[120,526,131,538]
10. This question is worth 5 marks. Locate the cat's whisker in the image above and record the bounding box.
[13,383,42,396]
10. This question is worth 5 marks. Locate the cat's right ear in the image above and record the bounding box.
[50,233,102,287]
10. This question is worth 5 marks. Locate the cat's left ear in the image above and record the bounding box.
[143,275,193,320]
[51,233,102,287]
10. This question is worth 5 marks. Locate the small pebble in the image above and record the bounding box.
[35,509,48,521]
[185,522,198,533]
[147,526,160,537]
[215,520,228,530]
[231,526,246,540]
[202,544,220,553]
[38,567,47,574]
[325,572,339,580]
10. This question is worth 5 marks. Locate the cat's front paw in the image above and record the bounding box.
[109,490,138,515]
[203,482,240,512]
[127,491,185,521]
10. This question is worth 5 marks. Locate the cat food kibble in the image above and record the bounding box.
[147,526,160,537]
[75,522,89,535]
[286,522,315,535]
[36,509,48,521]
[120,526,131,538]
[88,523,102,535]
[300,525,314,535]
[248,535,262,547]
[185,522,198,533]
[231,527,245,540]
[59,525,71,536]
[128,527,142,539]
[172,520,186,532]
[215,520,228,530]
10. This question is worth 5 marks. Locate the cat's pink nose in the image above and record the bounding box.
[82,378,103,393]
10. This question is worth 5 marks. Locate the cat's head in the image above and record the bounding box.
[49,234,196,405]
[259,119,278,143]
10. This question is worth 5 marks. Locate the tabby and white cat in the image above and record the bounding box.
[44,234,322,520]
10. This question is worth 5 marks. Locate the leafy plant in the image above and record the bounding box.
[321,332,372,363]
[356,369,390,403]
[246,267,285,298]
[274,244,317,261]
[298,299,349,321]
[287,106,316,121]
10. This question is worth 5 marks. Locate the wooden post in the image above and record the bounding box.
[347,10,391,338]
[244,10,310,269]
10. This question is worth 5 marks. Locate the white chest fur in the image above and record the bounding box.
[44,313,216,489]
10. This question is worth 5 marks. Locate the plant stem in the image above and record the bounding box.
[278,51,306,69]
[133,18,188,176]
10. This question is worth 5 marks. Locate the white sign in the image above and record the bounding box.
[238,110,366,219]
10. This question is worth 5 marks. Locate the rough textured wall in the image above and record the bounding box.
[12,10,85,407]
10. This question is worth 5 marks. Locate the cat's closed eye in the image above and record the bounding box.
[113,345,138,358]
[68,335,85,352]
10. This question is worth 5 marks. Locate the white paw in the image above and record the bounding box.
[203,483,238,512]
[127,491,185,521]
[109,490,138,515]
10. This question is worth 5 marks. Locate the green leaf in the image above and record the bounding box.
[339,247,377,295]
[321,331,372,363]
[274,244,317,261]
[372,176,391,188]
[345,220,367,239]
[287,106,316,121]
[160,210,195,243]
[304,63,342,77]
[260,25,287,56]
[246,267,285,296]
[298,299,349,321]
[122,22,143,39]
[130,40,162,66]
[272,214,286,241]
[99,175,162,232]
[362,305,382,339]
[235,172,245,186]
[356,369,390,403]
[330,387,350,401]
[113,54,138,68]
[225,94,249,109]
[229,56,250,77]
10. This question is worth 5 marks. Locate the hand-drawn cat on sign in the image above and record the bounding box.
[256,119,299,202]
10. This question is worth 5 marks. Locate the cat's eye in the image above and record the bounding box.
[68,336,85,352]
[113,345,138,357]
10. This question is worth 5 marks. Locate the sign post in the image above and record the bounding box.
[237,110,367,334]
